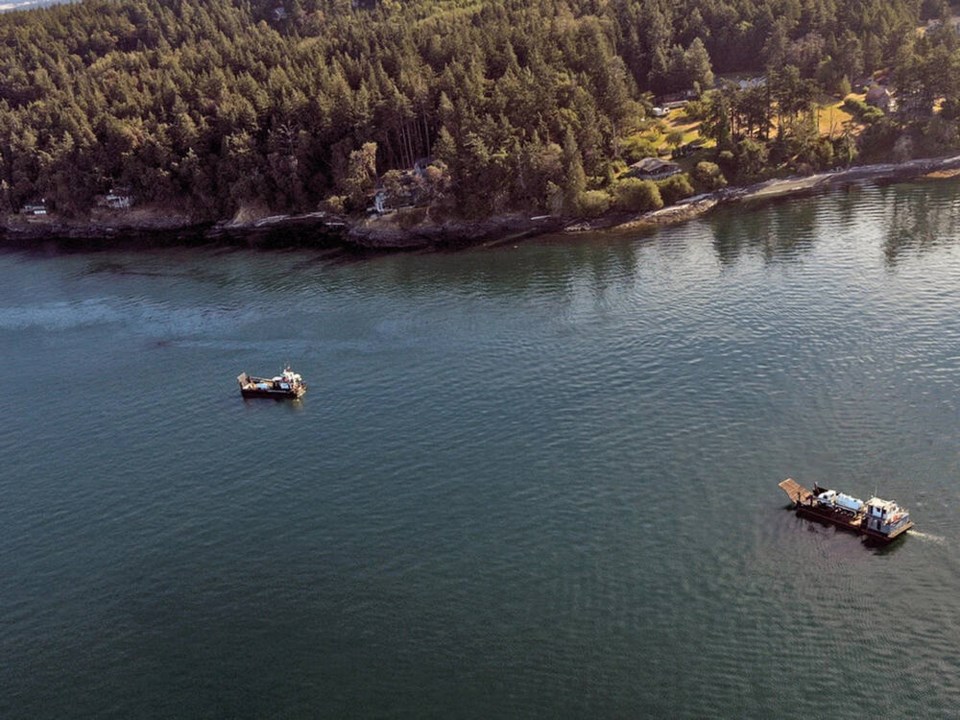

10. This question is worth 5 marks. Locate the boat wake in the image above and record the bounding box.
[909,531,947,545]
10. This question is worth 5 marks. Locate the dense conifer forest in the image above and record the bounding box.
[1,0,958,221]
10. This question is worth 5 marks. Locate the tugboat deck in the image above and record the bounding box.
[778,478,813,505]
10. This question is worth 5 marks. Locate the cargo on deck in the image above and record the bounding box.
[237,366,307,400]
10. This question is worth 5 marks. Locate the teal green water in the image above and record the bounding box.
[3,180,960,718]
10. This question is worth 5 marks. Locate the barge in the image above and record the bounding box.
[778,478,913,543]
[237,366,306,400]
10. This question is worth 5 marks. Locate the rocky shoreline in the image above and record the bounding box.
[569,153,960,234]
[4,153,960,252]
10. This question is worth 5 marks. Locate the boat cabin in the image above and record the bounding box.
[863,497,910,535]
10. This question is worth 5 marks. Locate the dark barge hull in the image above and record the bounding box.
[240,387,305,400]
[794,504,912,542]
[779,478,912,543]
[861,523,913,542]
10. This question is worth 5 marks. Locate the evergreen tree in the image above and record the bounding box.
[562,128,586,214]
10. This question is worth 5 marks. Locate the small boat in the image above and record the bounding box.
[237,366,306,399]
[778,478,913,543]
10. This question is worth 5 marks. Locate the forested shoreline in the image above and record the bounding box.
[2,0,960,232]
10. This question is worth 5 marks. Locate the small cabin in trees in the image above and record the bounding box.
[369,158,437,214]
[865,85,895,113]
[20,200,47,216]
[98,189,134,210]
[627,158,681,181]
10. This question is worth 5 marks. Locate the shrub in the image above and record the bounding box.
[612,178,663,213]
[842,97,884,124]
[621,135,660,164]
[322,195,346,214]
[866,106,885,123]
[683,98,708,121]
[841,97,869,117]
[579,189,611,217]
[691,162,727,192]
[657,174,695,205]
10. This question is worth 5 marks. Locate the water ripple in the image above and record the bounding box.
[4,180,960,718]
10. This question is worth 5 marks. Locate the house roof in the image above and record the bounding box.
[629,157,680,174]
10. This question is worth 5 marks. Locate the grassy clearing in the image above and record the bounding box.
[666,111,703,144]
[619,93,868,175]
[621,108,704,159]
[816,95,858,136]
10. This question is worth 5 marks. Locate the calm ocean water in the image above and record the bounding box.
[3,180,960,718]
